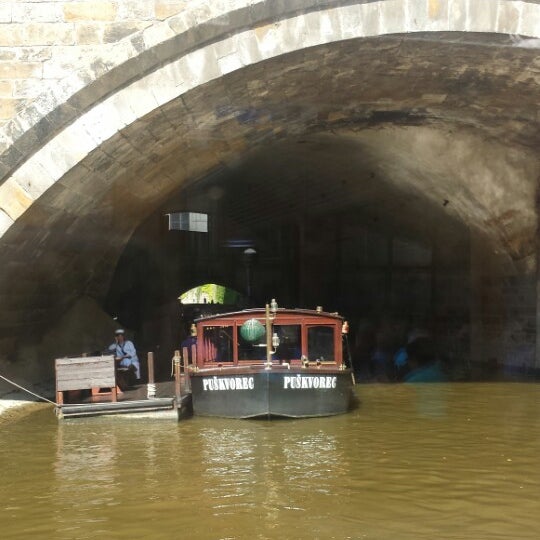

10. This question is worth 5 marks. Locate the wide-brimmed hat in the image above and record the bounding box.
[115,329,125,335]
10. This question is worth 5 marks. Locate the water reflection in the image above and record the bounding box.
[409,383,448,418]
[1,385,540,539]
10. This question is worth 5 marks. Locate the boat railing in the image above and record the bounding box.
[190,362,347,374]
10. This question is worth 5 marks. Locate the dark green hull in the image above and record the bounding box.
[190,368,354,418]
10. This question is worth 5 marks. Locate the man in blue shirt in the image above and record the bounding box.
[108,329,141,381]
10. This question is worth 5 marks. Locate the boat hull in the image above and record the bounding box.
[190,368,354,418]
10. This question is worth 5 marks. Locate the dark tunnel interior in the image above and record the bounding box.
[106,135,476,382]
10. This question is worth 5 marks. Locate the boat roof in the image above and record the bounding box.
[194,307,344,323]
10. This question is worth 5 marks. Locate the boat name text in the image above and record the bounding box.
[203,376,255,391]
[283,375,337,389]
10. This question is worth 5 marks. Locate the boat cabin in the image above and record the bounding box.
[193,308,346,370]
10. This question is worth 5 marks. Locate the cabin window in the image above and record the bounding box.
[202,326,234,363]
[274,324,301,361]
[307,326,335,362]
[238,326,267,361]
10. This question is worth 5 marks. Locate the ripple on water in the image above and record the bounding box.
[1,383,540,539]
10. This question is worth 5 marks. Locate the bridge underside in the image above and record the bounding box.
[1,32,539,383]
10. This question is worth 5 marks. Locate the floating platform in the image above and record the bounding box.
[55,381,192,420]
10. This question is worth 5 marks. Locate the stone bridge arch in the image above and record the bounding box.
[0,0,539,376]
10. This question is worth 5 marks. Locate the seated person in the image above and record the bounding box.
[108,329,140,387]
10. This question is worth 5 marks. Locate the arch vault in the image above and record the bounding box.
[0,0,539,380]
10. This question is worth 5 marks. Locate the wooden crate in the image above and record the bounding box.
[55,355,117,404]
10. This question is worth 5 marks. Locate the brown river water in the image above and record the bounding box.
[1,383,539,540]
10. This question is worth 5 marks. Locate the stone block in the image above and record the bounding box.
[0,25,24,47]
[268,15,302,57]
[12,3,62,24]
[11,158,55,199]
[467,0,498,33]
[155,1,188,21]
[0,98,17,120]
[0,61,42,79]
[218,50,243,77]
[0,81,12,98]
[146,68,184,107]
[0,4,11,24]
[79,100,123,145]
[0,209,13,237]
[141,21,176,49]
[236,29,264,66]
[17,47,52,62]
[253,21,286,58]
[117,0,155,21]
[24,23,75,46]
[359,1,381,37]
[0,178,33,220]
[75,23,105,45]
[518,2,540,37]
[496,1,521,35]
[380,0,408,34]
[0,49,16,61]
[63,2,118,22]
[182,45,221,88]
[410,0,450,32]
[103,22,151,43]
[119,79,158,122]
[339,4,365,39]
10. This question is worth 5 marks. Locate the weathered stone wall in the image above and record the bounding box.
[0,0,538,384]
[0,0,190,125]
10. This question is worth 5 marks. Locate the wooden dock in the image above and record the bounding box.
[55,381,192,420]
[54,350,193,420]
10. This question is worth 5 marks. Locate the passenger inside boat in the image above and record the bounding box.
[202,326,234,363]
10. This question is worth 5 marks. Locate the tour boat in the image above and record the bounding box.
[187,302,354,418]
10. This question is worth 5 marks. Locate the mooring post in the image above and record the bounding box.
[182,347,191,392]
[174,349,182,404]
[147,351,156,399]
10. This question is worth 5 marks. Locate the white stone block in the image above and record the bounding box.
[117,0,155,21]
[147,68,184,107]
[448,0,468,31]
[0,4,12,23]
[468,0,499,33]
[276,15,307,57]
[0,178,33,220]
[182,45,220,88]
[80,101,122,145]
[11,159,55,199]
[518,2,540,37]
[338,4,365,39]
[380,0,409,34]
[123,80,159,120]
[218,51,243,75]
[0,209,13,237]
[52,120,98,162]
[12,3,61,24]
[236,31,264,66]
[319,10,341,43]
[359,1,381,37]
[142,22,176,49]
[254,22,283,58]
[496,1,521,34]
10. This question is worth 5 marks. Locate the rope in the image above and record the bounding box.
[0,374,58,406]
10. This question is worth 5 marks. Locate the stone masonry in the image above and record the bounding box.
[0,0,538,380]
